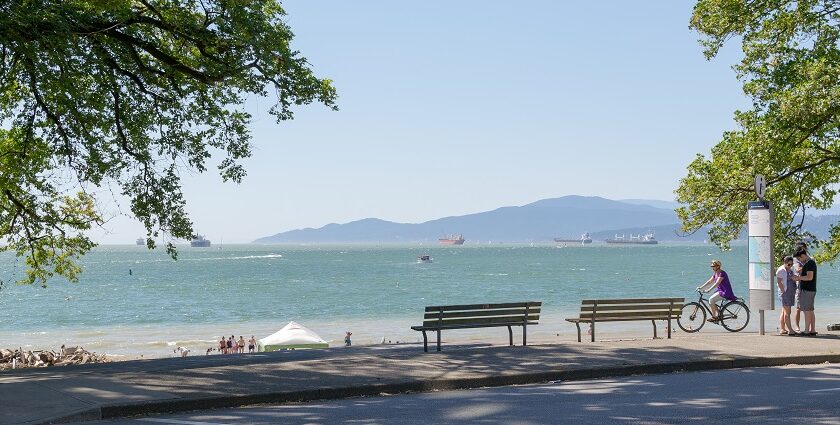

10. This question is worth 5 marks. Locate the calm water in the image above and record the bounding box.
[1,244,836,357]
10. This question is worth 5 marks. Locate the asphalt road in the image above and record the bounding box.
[88,363,840,424]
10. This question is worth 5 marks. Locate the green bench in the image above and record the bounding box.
[411,301,541,352]
[566,298,683,342]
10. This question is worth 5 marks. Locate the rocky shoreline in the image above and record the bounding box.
[0,345,110,370]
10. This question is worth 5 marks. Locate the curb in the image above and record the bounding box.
[37,353,840,424]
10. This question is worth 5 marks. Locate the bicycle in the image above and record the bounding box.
[677,289,750,333]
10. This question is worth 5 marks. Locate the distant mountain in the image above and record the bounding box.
[618,199,681,211]
[253,195,840,244]
[254,195,683,244]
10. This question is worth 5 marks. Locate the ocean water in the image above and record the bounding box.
[1,244,837,357]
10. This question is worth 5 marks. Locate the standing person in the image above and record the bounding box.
[344,331,352,347]
[791,248,818,336]
[776,256,796,335]
[792,241,807,333]
[227,335,234,354]
[238,336,246,354]
[697,260,737,322]
[248,336,256,353]
[218,336,226,354]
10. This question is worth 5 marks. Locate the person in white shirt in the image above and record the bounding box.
[776,256,795,335]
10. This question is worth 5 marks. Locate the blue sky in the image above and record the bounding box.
[99,1,751,244]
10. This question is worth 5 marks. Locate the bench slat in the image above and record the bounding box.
[424,308,541,319]
[577,311,680,320]
[577,311,681,319]
[424,302,541,312]
[412,321,538,331]
[581,298,683,305]
[579,304,680,312]
[423,315,540,327]
[567,316,678,323]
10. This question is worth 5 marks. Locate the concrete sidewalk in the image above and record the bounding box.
[2,332,840,425]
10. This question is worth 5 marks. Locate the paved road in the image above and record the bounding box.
[87,363,840,424]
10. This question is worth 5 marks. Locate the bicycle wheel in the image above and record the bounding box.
[678,302,706,333]
[720,301,750,332]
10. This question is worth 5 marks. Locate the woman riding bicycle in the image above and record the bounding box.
[697,260,737,322]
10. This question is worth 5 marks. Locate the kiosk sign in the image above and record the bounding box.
[747,201,774,311]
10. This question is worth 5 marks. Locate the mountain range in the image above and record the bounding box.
[254,195,840,244]
[255,196,684,243]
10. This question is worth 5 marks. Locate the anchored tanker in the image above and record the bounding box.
[605,231,658,245]
[190,235,212,247]
[554,232,592,244]
[438,234,465,245]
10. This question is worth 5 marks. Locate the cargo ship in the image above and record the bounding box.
[190,235,212,247]
[554,232,593,244]
[438,234,465,245]
[135,238,145,246]
[605,231,658,245]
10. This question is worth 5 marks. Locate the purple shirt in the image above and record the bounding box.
[714,270,737,300]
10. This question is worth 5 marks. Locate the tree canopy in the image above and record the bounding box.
[677,0,840,261]
[0,0,336,286]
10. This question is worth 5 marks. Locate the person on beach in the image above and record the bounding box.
[227,336,234,354]
[248,336,256,353]
[238,336,245,354]
[218,336,226,354]
[697,260,737,322]
[791,248,818,336]
[344,331,352,347]
[776,255,796,335]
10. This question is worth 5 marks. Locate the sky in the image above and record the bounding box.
[97,1,752,244]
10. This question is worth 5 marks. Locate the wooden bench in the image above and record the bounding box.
[566,298,683,342]
[411,301,541,352]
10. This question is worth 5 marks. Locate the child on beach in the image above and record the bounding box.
[344,332,352,347]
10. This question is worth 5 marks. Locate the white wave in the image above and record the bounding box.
[110,253,284,264]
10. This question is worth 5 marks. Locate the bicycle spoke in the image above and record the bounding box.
[678,302,706,333]
[720,301,750,332]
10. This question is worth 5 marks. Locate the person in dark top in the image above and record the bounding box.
[792,241,808,332]
[791,248,817,336]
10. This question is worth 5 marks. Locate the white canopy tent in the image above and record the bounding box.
[257,321,329,352]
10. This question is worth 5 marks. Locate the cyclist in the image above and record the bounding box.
[697,260,737,322]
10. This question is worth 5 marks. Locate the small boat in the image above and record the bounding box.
[417,254,433,263]
[438,234,465,245]
[190,235,212,247]
[135,238,145,246]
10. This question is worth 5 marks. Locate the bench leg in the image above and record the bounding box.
[591,322,595,342]
[667,319,672,339]
[436,330,441,352]
[575,323,581,342]
[523,323,527,346]
[507,326,513,346]
[421,331,428,352]
[651,320,658,339]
